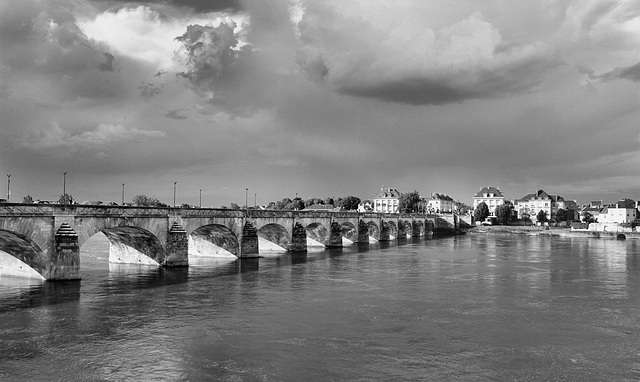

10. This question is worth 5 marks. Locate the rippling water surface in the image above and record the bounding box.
[1,234,640,381]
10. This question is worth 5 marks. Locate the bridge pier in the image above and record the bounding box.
[425,219,435,234]
[327,222,343,247]
[290,222,307,252]
[165,221,188,267]
[47,222,81,280]
[240,221,259,258]
[357,220,369,243]
[379,220,390,241]
[397,221,407,239]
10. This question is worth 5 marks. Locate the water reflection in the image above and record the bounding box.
[3,234,640,381]
[239,258,260,273]
[0,280,80,312]
[291,252,308,265]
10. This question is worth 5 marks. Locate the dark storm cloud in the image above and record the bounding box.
[173,0,298,115]
[139,82,164,99]
[99,52,115,71]
[583,61,640,83]
[162,109,188,120]
[175,23,239,84]
[336,62,552,106]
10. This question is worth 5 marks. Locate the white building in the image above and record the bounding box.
[427,193,454,214]
[373,188,400,213]
[473,186,506,218]
[599,199,638,224]
[514,189,562,222]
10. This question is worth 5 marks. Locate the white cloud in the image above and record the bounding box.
[296,1,559,105]
[563,0,640,45]
[77,5,246,72]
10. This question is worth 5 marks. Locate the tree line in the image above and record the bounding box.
[221,196,363,211]
[18,191,473,214]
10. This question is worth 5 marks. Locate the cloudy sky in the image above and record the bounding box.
[0,0,639,207]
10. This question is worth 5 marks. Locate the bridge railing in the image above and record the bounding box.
[0,203,451,220]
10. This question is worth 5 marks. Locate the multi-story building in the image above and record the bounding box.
[514,189,566,222]
[472,186,506,218]
[599,199,638,224]
[373,187,400,213]
[427,193,454,214]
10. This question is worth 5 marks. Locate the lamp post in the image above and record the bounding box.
[63,171,67,205]
[122,183,125,205]
[245,188,248,211]
[173,182,177,207]
[6,174,10,201]
[254,193,257,208]
[199,189,202,208]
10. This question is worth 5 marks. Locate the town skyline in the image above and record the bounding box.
[1,1,639,207]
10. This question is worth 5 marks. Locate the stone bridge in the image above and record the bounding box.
[0,204,461,280]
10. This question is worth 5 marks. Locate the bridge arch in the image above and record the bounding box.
[306,222,329,247]
[340,222,357,244]
[0,229,47,279]
[399,220,412,238]
[257,223,291,251]
[387,221,398,240]
[189,224,239,257]
[101,227,164,265]
[413,220,425,236]
[367,221,380,241]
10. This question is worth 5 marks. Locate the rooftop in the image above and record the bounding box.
[374,188,401,198]
[474,186,503,198]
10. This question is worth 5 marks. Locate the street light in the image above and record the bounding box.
[63,171,67,205]
[6,174,10,201]
[199,189,202,208]
[245,188,248,211]
[122,183,125,205]
[254,193,257,208]
[173,182,177,207]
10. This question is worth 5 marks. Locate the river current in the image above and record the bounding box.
[1,233,640,381]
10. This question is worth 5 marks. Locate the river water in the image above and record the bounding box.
[1,233,640,381]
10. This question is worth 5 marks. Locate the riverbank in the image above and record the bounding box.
[466,225,640,239]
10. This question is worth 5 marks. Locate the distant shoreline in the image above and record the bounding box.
[466,225,640,239]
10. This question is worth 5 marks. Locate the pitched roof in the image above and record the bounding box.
[550,195,564,202]
[563,200,579,210]
[374,188,401,198]
[614,198,636,209]
[474,186,503,198]
[515,189,554,202]
[515,193,535,203]
[430,193,453,201]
